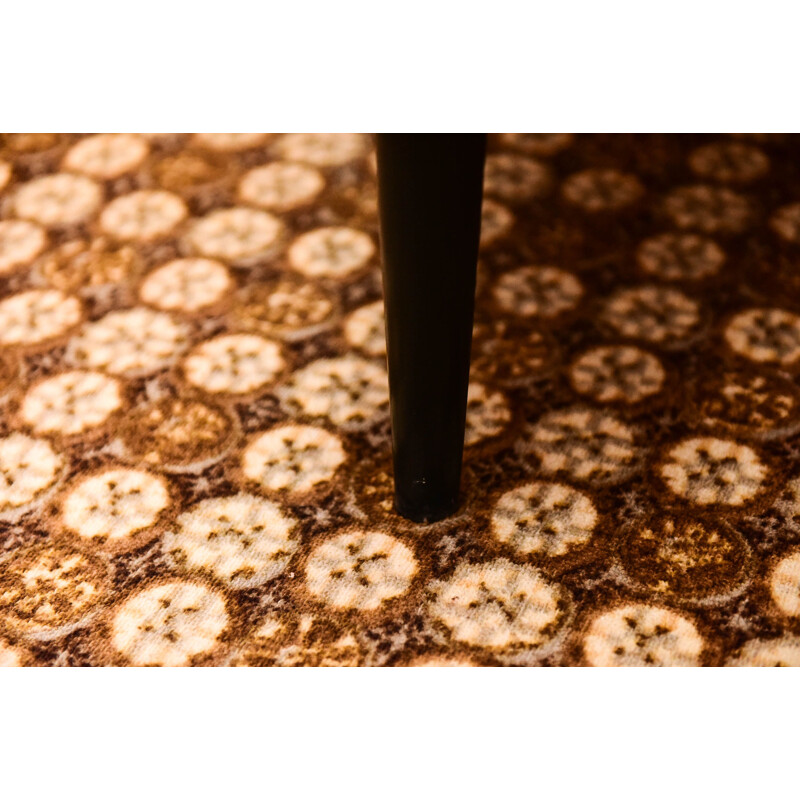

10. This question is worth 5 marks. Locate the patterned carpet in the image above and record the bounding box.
[1,133,800,666]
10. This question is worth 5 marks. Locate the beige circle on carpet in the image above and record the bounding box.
[492,481,597,557]
[184,334,284,394]
[63,134,149,179]
[112,580,228,666]
[429,559,568,649]
[62,468,169,542]
[242,424,346,494]
[22,371,122,435]
[306,531,417,610]
[13,173,102,227]
[164,493,298,589]
[68,308,189,376]
[584,604,703,666]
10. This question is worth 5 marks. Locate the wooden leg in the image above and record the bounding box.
[376,133,486,522]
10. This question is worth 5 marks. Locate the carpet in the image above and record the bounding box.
[1,132,799,666]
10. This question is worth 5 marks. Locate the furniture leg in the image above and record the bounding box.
[376,133,486,522]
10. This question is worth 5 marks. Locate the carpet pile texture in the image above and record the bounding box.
[1,132,800,666]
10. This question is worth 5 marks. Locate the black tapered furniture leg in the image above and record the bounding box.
[376,133,487,523]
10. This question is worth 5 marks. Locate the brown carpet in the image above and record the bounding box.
[1,132,800,666]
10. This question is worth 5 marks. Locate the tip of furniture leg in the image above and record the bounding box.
[394,493,459,524]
